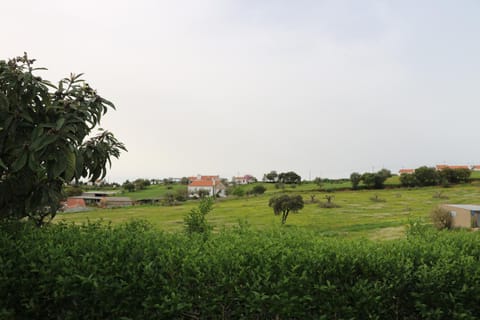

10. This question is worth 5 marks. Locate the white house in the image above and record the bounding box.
[232,174,256,185]
[188,175,226,197]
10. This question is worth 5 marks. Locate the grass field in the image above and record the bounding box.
[57,182,480,240]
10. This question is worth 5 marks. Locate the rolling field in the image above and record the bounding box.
[57,182,480,239]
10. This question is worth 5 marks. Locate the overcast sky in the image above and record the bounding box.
[3,0,480,182]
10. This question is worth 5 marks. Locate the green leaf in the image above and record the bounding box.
[64,150,76,181]
[11,152,28,172]
[0,158,7,170]
[56,118,65,130]
[0,92,8,110]
[52,158,66,178]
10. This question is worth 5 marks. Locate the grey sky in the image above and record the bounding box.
[3,0,480,182]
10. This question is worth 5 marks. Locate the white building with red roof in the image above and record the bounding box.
[398,169,415,175]
[187,175,226,197]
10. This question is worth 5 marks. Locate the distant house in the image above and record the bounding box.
[440,204,480,228]
[436,165,470,171]
[398,169,414,175]
[472,165,480,171]
[188,175,226,197]
[232,174,256,185]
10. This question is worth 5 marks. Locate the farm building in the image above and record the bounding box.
[398,169,414,175]
[232,174,256,185]
[472,165,480,171]
[440,204,480,228]
[188,175,226,197]
[99,197,134,208]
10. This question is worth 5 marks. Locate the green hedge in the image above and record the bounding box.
[1,221,480,319]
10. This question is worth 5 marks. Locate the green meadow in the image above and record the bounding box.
[57,182,480,239]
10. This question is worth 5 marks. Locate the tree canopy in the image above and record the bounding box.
[269,194,304,224]
[0,54,126,225]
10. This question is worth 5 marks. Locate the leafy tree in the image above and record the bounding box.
[180,177,189,185]
[361,172,387,189]
[399,173,417,187]
[278,171,301,184]
[251,184,267,195]
[439,168,471,184]
[184,197,214,236]
[350,172,362,190]
[264,170,278,183]
[134,178,150,190]
[414,166,439,187]
[313,177,322,187]
[0,54,126,225]
[269,194,304,224]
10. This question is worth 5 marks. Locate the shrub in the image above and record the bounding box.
[65,186,83,197]
[251,185,267,195]
[3,223,480,318]
[319,195,340,208]
[430,206,453,230]
[184,197,214,236]
[229,187,244,197]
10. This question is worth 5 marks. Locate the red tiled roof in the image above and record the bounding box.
[448,165,469,170]
[436,165,469,170]
[189,180,215,187]
[399,169,414,174]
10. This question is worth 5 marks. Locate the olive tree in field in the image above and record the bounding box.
[0,54,126,225]
[269,194,304,224]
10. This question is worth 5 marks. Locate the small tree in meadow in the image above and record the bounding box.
[269,194,304,224]
[251,184,267,195]
[184,197,214,236]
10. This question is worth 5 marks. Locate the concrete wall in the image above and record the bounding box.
[441,205,471,228]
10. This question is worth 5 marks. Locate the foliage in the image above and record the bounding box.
[313,177,322,187]
[350,172,361,190]
[184,197,214,236]
[3,222,480,319]
[278,171,301,184]
[430,206,453,230]
[231,187,245,197]
[251,184,266,195]
[319,194,340,208]
[414,166,440,186]
[274,182,285,190]
[399,173,417,187]
[361,172,387,189]
[263,170,278,182]
[134,178,151,190]
[439,168,471,184]
[269,194,304,224]
[65,186,83,197]
[0,54,125,225]
[122,180,135,192]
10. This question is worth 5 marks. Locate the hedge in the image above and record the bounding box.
[1,221,480,319]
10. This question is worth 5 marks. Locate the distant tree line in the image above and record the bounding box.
[349,169,392,190]
[263,170,301,184]
[399,166,471,187]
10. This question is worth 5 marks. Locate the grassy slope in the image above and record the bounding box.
[57,182,480,240]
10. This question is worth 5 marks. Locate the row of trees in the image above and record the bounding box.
[350,169,392,190]
[400,166,471,187]
[263,171,301,184]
